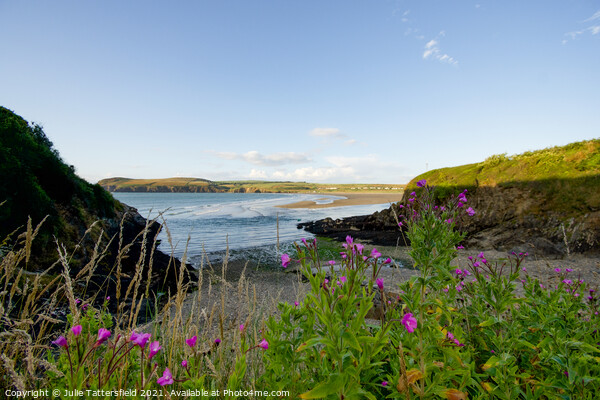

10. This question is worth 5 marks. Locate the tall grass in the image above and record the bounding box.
[0,213,303,398]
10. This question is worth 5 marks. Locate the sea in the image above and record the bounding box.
[112,192,392,267]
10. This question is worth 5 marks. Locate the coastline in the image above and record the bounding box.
[277,192,404,209]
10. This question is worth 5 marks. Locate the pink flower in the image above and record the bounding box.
[157,368,173,386]
[382,380,389,386]
[356,243,364,254]
[555,268,561,273]
[181,360,188,369]
[130,332,151,348]
[52,336,68,348]
[457,245,464,250]
[384,258,392,264]
[258,339,269,350]
[328,260,335,266]
[371,248,381,258]
[466,207,475,216]
[96,328,111,346]
[346,235,354,245]
[566,268,573,272]
[294,301,299,306]
[340,276,347,284]
[401,313,417,333]
[214,338,221,345]
[376,278,384,291]
[301,238,308,247]
[281,254,291,268]
[416,179,427,187]
[239,324,245,332]
[148,341,162,359]
[71,325,82,336]
[443,286,449,293]
[186,335,197,348]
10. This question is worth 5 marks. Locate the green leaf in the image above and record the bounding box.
[299,374,343,399]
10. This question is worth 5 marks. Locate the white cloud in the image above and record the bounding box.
[248,169,268,179]
[309,127,343,138]
[564,10,600,42]
[272,166,356,181]
[422,36,458,65]
[344,139,357,146]
[212,150,311,166]
[584,10,600,22]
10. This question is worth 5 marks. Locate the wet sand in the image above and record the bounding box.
[277,192,404,209]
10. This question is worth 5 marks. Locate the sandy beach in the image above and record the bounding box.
[277,192,404,209]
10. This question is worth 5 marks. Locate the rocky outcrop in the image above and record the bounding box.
[298,203,406,247]
[456,186,600,256]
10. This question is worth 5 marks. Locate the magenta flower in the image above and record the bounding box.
[181,360,188,369]
[301,238,308,247]
[457,245,464,250]
[466,207,475,216]
[130,332,151,348]
[281,254,291,268]
[376,278,384,291]
[356,243,364,254]
[52,336,68,348]
[401,313,417,333]
[340,276,347,284]
[384,258,391,264]
[239,324,245,332]
[382,381,389,386]
[555,268,561,273]
[96,328,111,345]
[563,279,572,285]
[214,338,221,345]
[371,248,381,258]
[148,341,162,360]
[416,179,427,187]
[71,325,82,336]
[566,268,573,272]
[346,235,354,245]
[258,339,269,350]
[186,335,197,348]
[294,301,299,306]
[157,368,174,386]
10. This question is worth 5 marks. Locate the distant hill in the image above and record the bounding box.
[98,177,404,193]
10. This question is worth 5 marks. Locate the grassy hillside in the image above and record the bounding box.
[408,139,600,214]
[99,177,404,193]
[0,107,119,247]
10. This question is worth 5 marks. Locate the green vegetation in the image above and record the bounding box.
[98,177,404,193]
[5,183,597,398]
[0,107,118,254]
[407,139,600,214]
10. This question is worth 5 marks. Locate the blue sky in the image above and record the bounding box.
[1,1,599,184]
